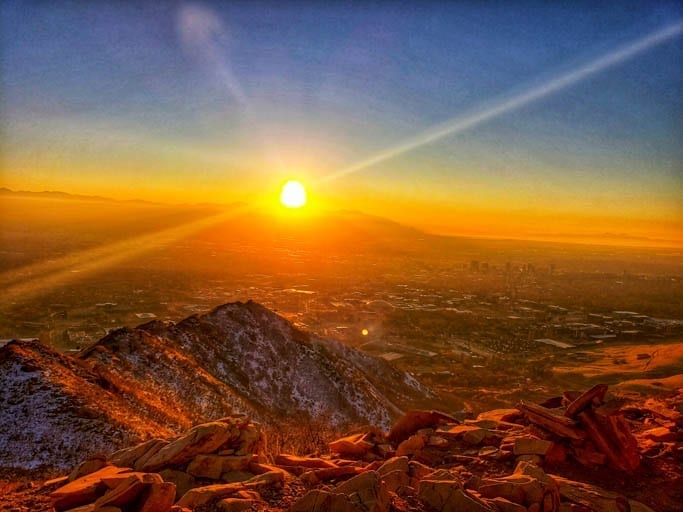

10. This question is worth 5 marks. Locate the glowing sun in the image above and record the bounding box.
[280,180,307,208]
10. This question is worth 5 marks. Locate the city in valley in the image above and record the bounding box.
[2,191,681,413]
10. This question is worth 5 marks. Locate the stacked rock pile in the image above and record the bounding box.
[44,385,672,512]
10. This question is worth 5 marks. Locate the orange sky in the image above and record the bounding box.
[1,3,682,249]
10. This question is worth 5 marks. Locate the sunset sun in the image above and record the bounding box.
[280,180,307,208]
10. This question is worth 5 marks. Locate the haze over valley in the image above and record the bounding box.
[2,190,681,413]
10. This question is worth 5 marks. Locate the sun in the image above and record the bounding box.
[280,180,307,208]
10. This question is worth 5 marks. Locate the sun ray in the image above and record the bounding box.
[2,23,680,308]
[0,205,251,308]
[320,22,683,184]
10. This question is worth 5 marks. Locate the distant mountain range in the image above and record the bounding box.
[0,301,431,471]
[0,187,154,204]
[0,187,238,209]
[2,187,679,248]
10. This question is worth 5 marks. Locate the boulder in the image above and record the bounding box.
[133,440,172,471]
[300,466,363,484]
[478,461,561,512]
[221,471,255,483]
[517,402,586,440]
[94,473,163,509]
[186,454,254,480]
[641,426,675,442]
[100,472,162,489]
[329,433,375,458]
[479,446,505,461]
[235,424,262,455]
[176,483,245,509]
[376,444,395,458]
[576,410,640,471]
[491,496,528,512]
[380,469,410,494]
[248,462,292,481]
[564,384,609,419]
[446,425,488,445]
[643,398,682,424]
[335,471,390,512]
[544,443,567,464]
[377,456,409,476]
[425,469,459,482]
[244,470,285,487]
[513,438,553,456]
[478,479,526,504]
[158,469,195,500]
[572,444,607,467]
[388,410,458,444]
[109,439,168,470]
[275,454,337,469]
[513,461,560,511]
[477,409,523,423]
[141,422,233,472]
[136,482,176,512]
[396,433,427,456]
[552,475,656,512]
[428,435,450,448]
[218,496,263,512]
[516,454,544,466]
[68,455,108,481]
[466,419,501,429]
[60,505,97,512]
[51,465,131,511]
[292,490,350,512]
[408,460,432,477]
[44,476,70,488]
[185,455,224,480]
[418,480,494,512]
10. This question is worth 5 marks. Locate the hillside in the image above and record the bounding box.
[3,383,681,512]
[0,339,175,471]
[0,301,431,471]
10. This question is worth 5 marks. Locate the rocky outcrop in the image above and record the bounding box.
[40,384,672,512]
[47,418,267,512]
[517,384,640,471]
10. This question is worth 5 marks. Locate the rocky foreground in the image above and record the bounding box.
[3,384,681,512]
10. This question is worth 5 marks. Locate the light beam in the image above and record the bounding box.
[3,22,681,308]
[0,206,250,307]
[321,22,683,183]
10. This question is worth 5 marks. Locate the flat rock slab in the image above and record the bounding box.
[141,422,233,472]
[51,466,131,511]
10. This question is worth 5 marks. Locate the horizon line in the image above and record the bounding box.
[2,186,681,250]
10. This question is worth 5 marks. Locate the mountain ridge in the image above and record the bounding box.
[0,300,432,471]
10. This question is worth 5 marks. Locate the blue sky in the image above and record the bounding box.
[1,1,681,241]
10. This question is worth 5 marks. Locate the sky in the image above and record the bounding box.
[1,1,682,245]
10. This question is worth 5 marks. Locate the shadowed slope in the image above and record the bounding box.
[0,340,175,471]
[1,301,432,471]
